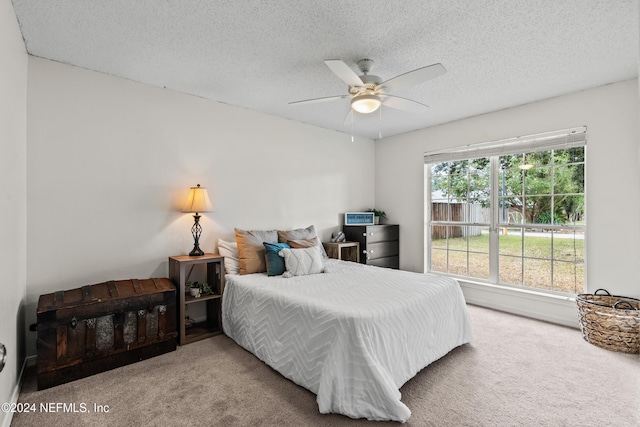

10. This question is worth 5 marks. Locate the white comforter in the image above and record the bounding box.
[222,259,473,422]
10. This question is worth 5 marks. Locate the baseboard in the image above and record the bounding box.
[0,357,28,427]
[459,280,580,329]
[25,355,37,367]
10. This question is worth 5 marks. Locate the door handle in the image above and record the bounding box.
[0,343,6,373]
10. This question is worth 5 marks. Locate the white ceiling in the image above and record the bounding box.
[11,0,639,140]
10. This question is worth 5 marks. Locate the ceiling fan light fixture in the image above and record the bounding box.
[351,94,381,114]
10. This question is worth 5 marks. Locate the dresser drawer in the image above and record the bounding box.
[367,256,399,269]
[364,240,399,260]
[361,225,399,243]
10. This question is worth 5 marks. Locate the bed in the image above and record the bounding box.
[221,257,473,422]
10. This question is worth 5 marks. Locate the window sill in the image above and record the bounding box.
[451,277,580,329]
[458,278,575,301]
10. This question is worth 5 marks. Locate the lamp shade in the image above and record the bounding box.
[183,184,212,213]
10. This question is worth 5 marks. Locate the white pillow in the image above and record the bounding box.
[277,225,328,259]
[278,247,324,278]
[217,239,240,275]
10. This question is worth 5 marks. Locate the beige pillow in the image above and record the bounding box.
[287,238,317,249]
[278,225,327,258]
[234,228,278,275]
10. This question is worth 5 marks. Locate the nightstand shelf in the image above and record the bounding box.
[168,254,225,345]
[184,293,221,304]
[184,321,218,343]
[323,241,360,263]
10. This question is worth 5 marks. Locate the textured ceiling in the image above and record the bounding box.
[11,0,639,139]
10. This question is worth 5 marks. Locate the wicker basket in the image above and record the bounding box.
[576,289,639,354]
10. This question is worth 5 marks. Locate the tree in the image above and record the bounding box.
[431,158,490,207]
[431,147,584,225]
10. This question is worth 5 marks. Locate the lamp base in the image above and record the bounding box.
[189,213,205,256]
[189,246,205,257]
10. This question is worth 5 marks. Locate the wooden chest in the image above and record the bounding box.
[37,278,177,390]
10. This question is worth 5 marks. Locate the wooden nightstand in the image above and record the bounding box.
[168,254,225,345]
[323,241,360,263]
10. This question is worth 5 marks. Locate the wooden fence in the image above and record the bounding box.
[430,203,489,239]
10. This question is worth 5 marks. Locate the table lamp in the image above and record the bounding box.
[183,184,212,256]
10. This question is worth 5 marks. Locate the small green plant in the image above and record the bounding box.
[200,282,214,295]
[187,281,214,295]
[365,208,386,218]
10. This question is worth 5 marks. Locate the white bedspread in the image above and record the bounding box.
[222,259,473,422]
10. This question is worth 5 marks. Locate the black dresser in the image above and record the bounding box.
[342,224,399,269]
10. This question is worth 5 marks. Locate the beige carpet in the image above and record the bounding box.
[11,305,639,427]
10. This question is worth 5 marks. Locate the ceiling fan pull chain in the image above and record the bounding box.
[351,110,355,142]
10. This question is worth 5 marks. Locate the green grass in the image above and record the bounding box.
[431,232,584,294]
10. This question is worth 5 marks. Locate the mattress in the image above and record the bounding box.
[222,259,473,422]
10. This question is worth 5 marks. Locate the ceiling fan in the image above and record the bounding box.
[289,58,446,118]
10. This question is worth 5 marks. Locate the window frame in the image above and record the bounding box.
[424,127,586,295]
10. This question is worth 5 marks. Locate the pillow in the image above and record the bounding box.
[287,238,317,249]
[263,242,290,276]
[217,239,240,275]
[277,225,328,258]
[234,228,278,275]
[279,247,325,278]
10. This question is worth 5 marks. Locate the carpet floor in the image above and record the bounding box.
[11,305,639,426]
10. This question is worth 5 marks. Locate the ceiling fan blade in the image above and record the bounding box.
[380,63,446,92]
[382,95,430,113]
[324,59,364,87]
[289,94,349,105]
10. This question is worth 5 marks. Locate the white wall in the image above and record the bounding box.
[25,57,375,356]
[376,80,640,326]
[0,1,27,426]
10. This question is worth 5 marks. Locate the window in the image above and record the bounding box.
[424,128,586,295]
